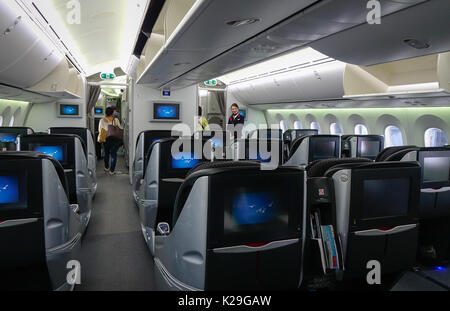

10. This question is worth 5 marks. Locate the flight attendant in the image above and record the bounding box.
[227,103,244,139]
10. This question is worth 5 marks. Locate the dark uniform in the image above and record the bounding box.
[227,113,245,139]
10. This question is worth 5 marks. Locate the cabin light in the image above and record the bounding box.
[226,18,261,27]
[403,39,430,49]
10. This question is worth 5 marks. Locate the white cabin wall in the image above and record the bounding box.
[131,83,197,153]
[226,91,267,137]
[0,100,32,126]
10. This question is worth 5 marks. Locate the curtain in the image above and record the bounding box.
[213,91,226,126]
[87,85,101,113]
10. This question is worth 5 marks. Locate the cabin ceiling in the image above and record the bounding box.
[43,0,148,75]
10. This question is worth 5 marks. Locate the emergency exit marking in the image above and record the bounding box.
[204,79,217,86]
[100,73,115,80]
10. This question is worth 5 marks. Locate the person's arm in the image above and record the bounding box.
[114,118,123,129]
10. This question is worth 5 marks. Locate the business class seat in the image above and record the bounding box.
[283,129,319,159]
[0,152,82,290]
[381,146,450,264]
[305,159,420,287]
[153,161,306,290]
[284,135,341,166]
[137,137,210,254]
[132,130,178,203]
[18,134,92,233]
[341,135,384,160]
[49,127,97,195]
[0,127,34,151]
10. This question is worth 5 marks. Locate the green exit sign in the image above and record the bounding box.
[204,79,217,86]
[100,73,115,80]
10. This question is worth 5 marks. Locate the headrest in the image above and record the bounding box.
[0,151,69,197]
[325,161,420,178]
[375,145,418,162]
[307,158,372,177]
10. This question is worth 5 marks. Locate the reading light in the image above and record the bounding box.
[403,39,430,49]
[226,18,261,27]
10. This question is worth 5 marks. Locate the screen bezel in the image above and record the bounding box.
[20,137,75,169]
[357,136,384,159]
[309,136,340,162]
[418,150,450,189]
[152,102,181,122]
[349,167,420,231]
[58,103,81,118]
[0,160,43,220]
[207,171,303,249]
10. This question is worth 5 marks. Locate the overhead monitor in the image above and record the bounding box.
[152,102,181,122]
[58,103,81,118]
[94,107,104,115]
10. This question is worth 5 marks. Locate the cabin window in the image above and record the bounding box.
[424,128,448,147]
[330,123,342,135]
[385,125,403,147]
[294,121,302,130]
[279,120,287,133]
[0,116,3,126]
[354,124,368,135]
[310,122,320,133]
[8,115,14,127]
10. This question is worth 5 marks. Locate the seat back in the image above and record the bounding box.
[285,135,341,166]
[325,161,420,280]
[140,137,210,230]
[0,152,74,290]
[0,127,34,151]
[341,135,384,160]
[393,147,450,263]
[49,127,97,192]
[160,162,306,290]
[18,134,89,208]
[133,130,176,194]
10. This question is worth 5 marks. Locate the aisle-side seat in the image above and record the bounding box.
[49,127,97,195]
[18,134,92,233]
[137,137,210,254]
[283,129,319,159]
[132,130,178,202]
[307,159,420,282]
[380,146,450,264]
[154,161,306,290]
[284,135,341,166]
[0,152,82,290]
[341,135,384,160]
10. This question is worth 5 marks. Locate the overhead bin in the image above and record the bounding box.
[0,1,63,89]
[27,58,84,99]
[136,0,428,90]
[343,52,450,100]
[311,0,450,66]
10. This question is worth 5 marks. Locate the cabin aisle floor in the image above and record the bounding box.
[75,156,156,291]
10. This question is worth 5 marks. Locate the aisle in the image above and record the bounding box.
[76,157,156,291]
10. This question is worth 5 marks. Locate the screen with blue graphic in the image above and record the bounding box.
[95,108,103,115]
[232,192,278,226]
[0,176,19,204]
[0,133,17,143]
[239,109,246,120]
[60,104,79,116]
[32,145,65,161]
[171,152,199,169]
[153,103,180,120]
